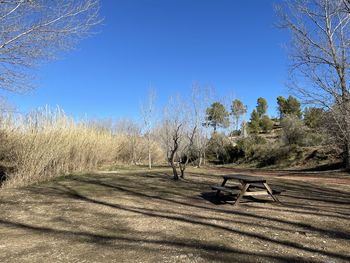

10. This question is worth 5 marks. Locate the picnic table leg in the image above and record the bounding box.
[215,178,228,197]
[263,183,280,203]
[233,183,250,206]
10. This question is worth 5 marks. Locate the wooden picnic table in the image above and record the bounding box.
[212,174,281,206]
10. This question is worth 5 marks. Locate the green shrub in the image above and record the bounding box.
[304,107,324,129]
[236,135,267,158]
[303,133,325,147]
[248,110,261,134]
[206,133,236,164]
[229,130,241,137]
[259,115,273,133]
[281,115,306,146]
[252,143,298,167]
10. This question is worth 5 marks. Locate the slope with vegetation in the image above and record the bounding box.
[205,95,341,170]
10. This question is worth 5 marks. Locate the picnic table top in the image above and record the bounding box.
[222,174,266,183]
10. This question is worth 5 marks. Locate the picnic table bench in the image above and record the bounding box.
[211,174,283,206]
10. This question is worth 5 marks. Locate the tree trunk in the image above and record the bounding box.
[180,166,185,178]
[148,135,152,170]
[198,152,202,168]
[344,142,350,170]
[170,157,179,180]
[169,145,179,180]
[203,150,206,166]
[343,117,350,170]
[132,146,136,165]
[341,91,350,171]
[179,157,190,179]
[148,150,152,169]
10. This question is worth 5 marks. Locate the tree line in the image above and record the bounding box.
[139,88,330,180]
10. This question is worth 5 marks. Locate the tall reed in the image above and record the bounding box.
[0,107,125,188]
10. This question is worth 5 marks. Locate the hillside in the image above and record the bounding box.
[228,121,343,170]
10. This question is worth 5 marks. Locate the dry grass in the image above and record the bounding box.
[0,107,163,188]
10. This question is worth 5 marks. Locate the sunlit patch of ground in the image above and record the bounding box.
[0,166,349,263]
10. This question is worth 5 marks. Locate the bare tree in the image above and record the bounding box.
[160,97,185,180]
[178,124,196,178]
[191,84,205,167]
[231,99,247,132]
[156,120,171,165]
[202,86,216,165]
[159,96,198,180]
[115,119,141,165]
[177,89,200,178]
[278,0,350,168]
[141,88,156,169]
[0,0,101,92]
[0,96,15,113]
[87,118,114,134]
[168,123,181,180]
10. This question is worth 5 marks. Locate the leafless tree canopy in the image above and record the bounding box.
[278,0,350,167]
[141,88,156,169]
[278,0,349,104]
[0,0,101,92]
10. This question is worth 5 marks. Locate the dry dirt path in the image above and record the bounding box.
[0,167,349,263]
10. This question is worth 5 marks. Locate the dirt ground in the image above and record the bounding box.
[0,166,349,263]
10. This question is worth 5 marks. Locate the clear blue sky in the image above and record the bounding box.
[8,0,290,120]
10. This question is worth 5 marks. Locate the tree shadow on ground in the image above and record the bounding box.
[1,169,350,262]
[0,218,322,263]
[23,174,350,259]
[200,191,272,206]
[300,162,344,171]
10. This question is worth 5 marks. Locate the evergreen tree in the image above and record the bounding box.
[205,102,230,132]
[287,96,302,118]
[248,109,260,134]
[277,96,287,119]
[277,95,302,119]
[304,107,324,129]
[259,115,274,133]
[256,97,268,118]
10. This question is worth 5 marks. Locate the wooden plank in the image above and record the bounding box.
[223,174,266,183]
[215,178,228,196]
[211,185,241,194]
[212,186,241,195]
[243,190,269,196]
[221,178,228,187]
[263,182,280,203]
[249,183,265,189]
[212,175,283,207]
[233,183,250,206]
[249,183,283,195]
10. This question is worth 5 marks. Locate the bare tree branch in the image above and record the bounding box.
[278,0,350,168]
[0,0,102,92]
